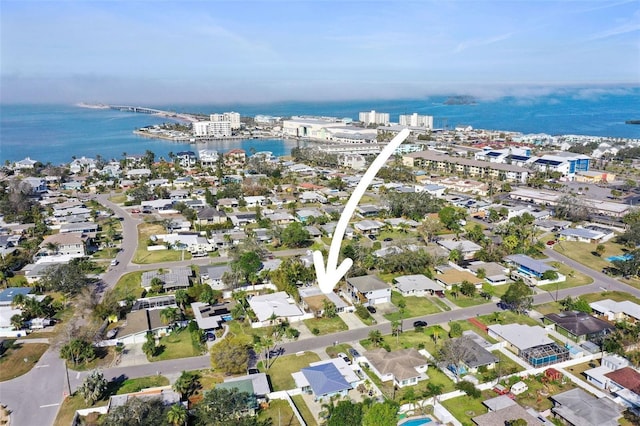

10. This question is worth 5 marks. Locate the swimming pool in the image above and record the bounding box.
[399,417,432,426]
[606,254,633,262]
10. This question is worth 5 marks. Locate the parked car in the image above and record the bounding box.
[247,368,260,375]
[366,305,377,314]
[337,352,351,365]
[368,234,377,241]
[348,348,360,359]
[413,320,428,328]
[110,259,119,266]
[131,209,141,214]
[383,237,393,242]
[546,240,557,246]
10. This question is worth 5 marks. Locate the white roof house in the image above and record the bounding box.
[248,291,304,325]
[487,324,553,353]
[394,274,443,296]
[590,299,640,322]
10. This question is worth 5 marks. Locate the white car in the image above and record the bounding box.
[110,259,119,266]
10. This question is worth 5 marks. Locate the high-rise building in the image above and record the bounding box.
[359,110,390,125]
[210,112,241,130]
[399,113,433,129]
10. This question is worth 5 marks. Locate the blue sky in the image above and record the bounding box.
[1,0,638,104]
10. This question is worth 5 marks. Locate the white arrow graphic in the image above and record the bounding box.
[314,128,411,293]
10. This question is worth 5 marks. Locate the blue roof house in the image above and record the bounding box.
[293,362,353,401]
[505,254,565,285]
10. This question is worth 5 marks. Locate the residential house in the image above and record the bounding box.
[450,337,499,375]
[472,396,540,426]
[217,373,271,406]
[550,388,622,426]
[248,292,305,327]
[296,208,324,223]
[299,191,327,204]
[543,311,615,344]
[362,348,429,388]
[393,274,444,297]
[298,287,350,316]
[39,233,87,257]
[22,177,47,193]
[488,324,569,367]
[504,254,562,285]
[433,269,483,290]
[590,299,640,323]
[437,239,482,260]
[175,151,197,168]
[356,205,381,218]
[229,212,257,227]
[466,261,509,286]
[117,309,171,345]
[558,227,614,244]
[292,358,358,401]
[217,198,239,209]
[59,222,98,234]
[200,265,231,289]
[244,196,267,208]
[197,208,228,226]
[191,302,229,334]
[345,275,391,306]
[584,354,630,390]
[604,367,640,409]
[354,220,384,235]
[224,149,246,167]
[140,267,192,292]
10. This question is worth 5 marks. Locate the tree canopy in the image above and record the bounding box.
[501,280,534,314]
[210,336,251,374]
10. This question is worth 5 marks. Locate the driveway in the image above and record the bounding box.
[338,312,368,329]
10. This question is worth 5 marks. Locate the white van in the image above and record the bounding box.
[110,259,119,266]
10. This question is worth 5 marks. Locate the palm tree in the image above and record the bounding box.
[160,307,180,325]
[368,329,383,347]
[166,403,188,426]
[10,314,23,330]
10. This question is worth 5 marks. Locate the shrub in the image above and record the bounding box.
[311,328,320,336]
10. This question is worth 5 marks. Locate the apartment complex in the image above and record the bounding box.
[359,110,390,125]
[399,113,433,129]
[403,150,530,183]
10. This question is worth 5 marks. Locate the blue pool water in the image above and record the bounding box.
[606,254,633,262]
[400,418,432,426]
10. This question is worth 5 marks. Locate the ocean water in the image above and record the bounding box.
[1,87,639,165]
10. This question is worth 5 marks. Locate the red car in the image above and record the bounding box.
[546,240,556,246]
[131,209,141,214]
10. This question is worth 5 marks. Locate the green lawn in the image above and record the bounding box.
[150,328,204,362]
[441,394,490,426]
[303,316,348,336]
[360,327,436,353]
[133,222,192,264]
[553,240,627,273]
[108,194,127,204]
[258,352,321,391]
[111,271,145,300]
[479,310,541,327]
[258,398,302,426]
[226,320,280,341]
[445,292,491,308]
[384,291,442,321]
[0,342,49,381]
[325,343,353,359]
[291,394,318,426]
[115,375,170,394]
